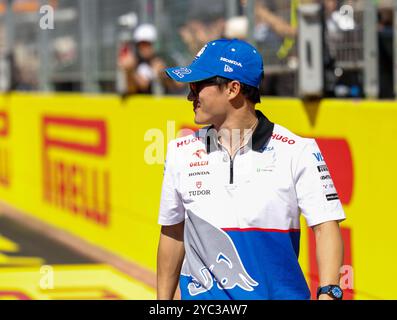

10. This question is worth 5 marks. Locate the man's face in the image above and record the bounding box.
[187,79,229,125]
[137,41,155,59]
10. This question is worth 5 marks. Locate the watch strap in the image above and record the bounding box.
[317,285,343,300]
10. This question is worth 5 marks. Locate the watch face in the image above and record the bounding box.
[331,287,343,299]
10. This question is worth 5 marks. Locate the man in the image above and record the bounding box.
[157,38,345,300]
[117,24,182,95]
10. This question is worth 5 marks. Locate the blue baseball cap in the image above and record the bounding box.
[165,38,264,88]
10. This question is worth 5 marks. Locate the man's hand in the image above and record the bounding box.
[118,49,137,71]
[151,57,166,78]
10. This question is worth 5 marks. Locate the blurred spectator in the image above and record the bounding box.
[378,2,394,98]
[179,0,225,57]
[117,23,182,96]
[13,42,39,91]
[53,36,78,69]
[179,19,225,57]
[255,0,297,96]
[224,16,249,40]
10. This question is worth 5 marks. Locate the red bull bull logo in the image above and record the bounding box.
[182,211,258,297]
[42,116,110,226]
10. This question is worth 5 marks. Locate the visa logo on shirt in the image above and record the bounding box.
[313,152,324,162]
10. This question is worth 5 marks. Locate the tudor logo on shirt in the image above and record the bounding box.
[188,181,211,197]
[189,190,211,197]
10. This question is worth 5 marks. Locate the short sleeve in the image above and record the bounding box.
[294,139,346,227]
[158,141,185,225]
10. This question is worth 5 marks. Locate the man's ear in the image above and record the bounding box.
[226,81,241,100]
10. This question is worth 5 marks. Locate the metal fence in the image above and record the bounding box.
[96,0,140,90]
[0,0,394,98]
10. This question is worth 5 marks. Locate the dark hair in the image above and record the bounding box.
[212,76,262,104]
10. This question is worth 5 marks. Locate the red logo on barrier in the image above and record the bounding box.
[0,111,9,137]
[42,116,110,226]
[0,291,32,300]
[0,111,10,187]
[0,288,122,300]
[40,287,122,300]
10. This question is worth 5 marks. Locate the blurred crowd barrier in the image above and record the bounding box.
[0,0,395,98]
[1,92,397,299]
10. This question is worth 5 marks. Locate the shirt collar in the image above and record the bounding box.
[205,109,274,154]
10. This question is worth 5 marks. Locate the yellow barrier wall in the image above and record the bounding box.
[0,93,396,299]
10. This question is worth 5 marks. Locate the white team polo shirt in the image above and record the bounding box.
[158,110,346,300]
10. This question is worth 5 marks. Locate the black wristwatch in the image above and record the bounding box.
[317,285,343,300]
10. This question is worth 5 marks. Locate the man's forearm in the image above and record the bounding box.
[157,223,185,300]
[256,4,297,38]
[313,221,344,294]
